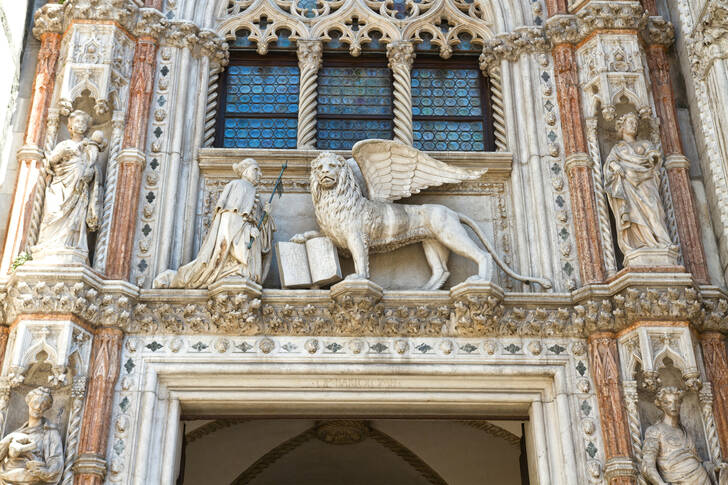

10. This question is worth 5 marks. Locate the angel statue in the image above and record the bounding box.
[604,112,676,261]
[642,386,728,485]
[153,158,275,288]
[0,387,63,484]
[32,109,105,265]
[297,139,551,290]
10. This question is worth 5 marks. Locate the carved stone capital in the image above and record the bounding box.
[118,148,146,169]
[564,152,592,172]
[545,14,581,45]
[386,41,415,71]
[640,16,675,46]
[133,8,166,40]
[32,4,64,39]
[164,21,200,50]
[198,29,230,65]
[16,145,44,162]
[690,1,728,78]
[451,281,505,337]
[206,278,262,334]
[297,40,323,72]
[329,279,384,336]
[63,0,140,32]
[73,453,107,479]
[576,1,644,33]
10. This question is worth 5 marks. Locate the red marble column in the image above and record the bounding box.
[589,333,637,485]
[701,332,728,455]
[645,44,709,284]
[553,43,606,284]
[74,327,124,485]
[544,0,567,16]
[0,32,62,272]
[0,326,9,370]
[105,38,157,280]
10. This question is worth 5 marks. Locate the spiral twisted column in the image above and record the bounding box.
[701,333,728,456]
[296,40,323,149]
[92,111,125,273]
[387,41,415,146]
[63,376,88,485]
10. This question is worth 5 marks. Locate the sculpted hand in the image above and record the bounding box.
[250,226,260,240]
[25,460,46,476]
[263,202,272,214]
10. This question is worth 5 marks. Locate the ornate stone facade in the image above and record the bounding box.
[0,0,726,483]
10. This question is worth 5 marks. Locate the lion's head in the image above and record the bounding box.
[309,151,370,237]
[310,152,362,204]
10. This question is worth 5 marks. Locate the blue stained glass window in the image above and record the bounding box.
[316,63,393,149]
[412,63,490,152]
[318,66,392,116]
[318,119,393,150]
[221,63,299,148]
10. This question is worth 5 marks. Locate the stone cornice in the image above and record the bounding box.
[1,266,726,338]
[32,0,229,64]
[544,3,674,47]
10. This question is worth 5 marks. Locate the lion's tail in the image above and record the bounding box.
[458,214,553,290]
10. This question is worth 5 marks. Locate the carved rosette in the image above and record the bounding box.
[387,42,415,146]
[296,40,323,149]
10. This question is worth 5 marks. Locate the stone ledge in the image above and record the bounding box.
[1,267,726,338]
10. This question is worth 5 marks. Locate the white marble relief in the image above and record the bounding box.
[301,140,552,290]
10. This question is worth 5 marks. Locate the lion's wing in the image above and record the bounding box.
[351,139,487,201]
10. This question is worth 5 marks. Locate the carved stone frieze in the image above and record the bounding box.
[32,4,64,39]
[690,0,728,78]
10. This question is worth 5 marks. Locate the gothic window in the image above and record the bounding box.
[316,56,394,150]
[411,55,494,152]
[216,40,299,149]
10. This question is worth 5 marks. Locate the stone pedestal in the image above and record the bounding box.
[623,246,679,268]
[30,247,90,266]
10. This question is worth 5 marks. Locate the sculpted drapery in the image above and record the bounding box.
[0,388,63,485]
[31,110,104,263]
[641,387,727,485]
[153,158,275,288]
[604,112,673,256]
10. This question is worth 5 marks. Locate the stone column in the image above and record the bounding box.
[644,42,710,284]
[552,42,606,284]
[589,333,637,485]
[106,37,158,280]
[700,332,728,455]
[74,327,124,485]
[387,41,415,146]
[0,29,62,273]
[296,40,323,149]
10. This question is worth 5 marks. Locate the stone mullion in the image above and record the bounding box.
[644,44,710,283]
[0,32,62,274]
[552,43,606,284]
[106,38,158,280]
[74,327,124,485]
[589,333,638,485]
[387,41,415,146]
[296,40,323,149]
[700,332,728,456]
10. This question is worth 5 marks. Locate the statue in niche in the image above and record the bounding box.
[642,387,727,485]
[32,109,105,264]
[604,112,677,264]
[153,158,275,288]
[297,140,551,290]
[0,387,63,484]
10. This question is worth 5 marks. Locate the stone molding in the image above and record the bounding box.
[31,0,229,64]
[690,0,728,78]
[3,267,727,338]
[544,3,674,47]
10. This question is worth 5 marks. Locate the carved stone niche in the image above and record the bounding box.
[57,23,135,117]
[0,319,92,482]
[618,324,726,483]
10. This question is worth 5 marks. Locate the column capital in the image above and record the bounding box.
[16,145,44,162]
[296,40,323,72]
[73,453,107,480]
[386,41,415,71]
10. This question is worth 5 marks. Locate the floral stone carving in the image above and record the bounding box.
[303,140,551,290]
[604,113,678,267]
[0,387,63,484]
[153,158,275,288]
[31,110,105,265]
